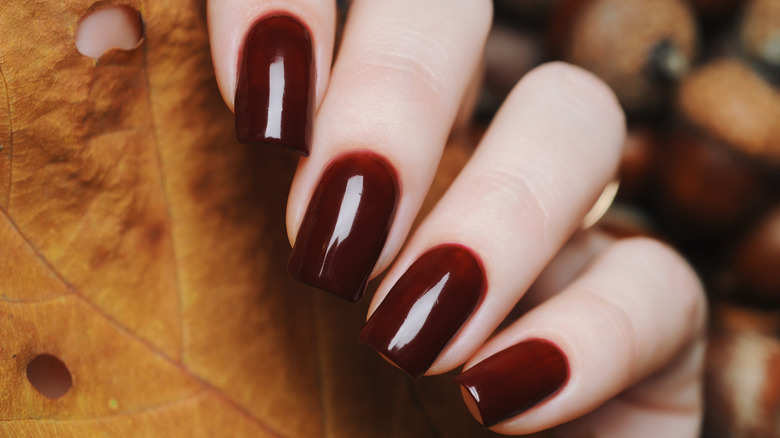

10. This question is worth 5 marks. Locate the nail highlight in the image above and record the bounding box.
[455,339,569,428]
[235,14,314,155]
[288,151,400,302]
[360,244,486,377]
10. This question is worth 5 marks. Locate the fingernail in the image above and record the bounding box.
[455,339,569,428]
[359,244,486,378]
[288,151,400,302]
[235,14,314,155]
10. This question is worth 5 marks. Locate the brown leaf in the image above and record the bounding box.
[0,1,547,437]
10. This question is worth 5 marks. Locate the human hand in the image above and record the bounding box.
[206,1,707,435]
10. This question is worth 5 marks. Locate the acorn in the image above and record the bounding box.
[677,59,780,163]
[740,0,780,77]
[552,0,698,113]
[704,329,780,438]
[730,204,780,307]
[654,128,771,240]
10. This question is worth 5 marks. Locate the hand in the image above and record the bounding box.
[206,1,707,435]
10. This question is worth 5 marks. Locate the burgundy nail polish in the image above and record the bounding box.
[455,339,569,428]
[288,151,400,302]
[235,14,314,155]
[359,244,486,378]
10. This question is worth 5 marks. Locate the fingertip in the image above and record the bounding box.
[511,62,627,156]
[457,383,485,427]
[207,0,335,113]
[525,62,625,123]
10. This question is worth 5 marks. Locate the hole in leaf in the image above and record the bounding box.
[26,354,73,399]
[75,5,144,60]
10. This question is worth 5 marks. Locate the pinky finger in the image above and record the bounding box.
[456,237,707,436]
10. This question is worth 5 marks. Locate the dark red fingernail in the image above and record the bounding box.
[235,14,314,155]
[359,244,486,378]
[455,339,569,428]
[288,151,400,302]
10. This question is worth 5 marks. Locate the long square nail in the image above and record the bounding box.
[359,244,486,377]
[455,339,569,428]
[288,151,400,302]
[235,14,314,155]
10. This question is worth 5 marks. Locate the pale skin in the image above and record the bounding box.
[77,1,708,435]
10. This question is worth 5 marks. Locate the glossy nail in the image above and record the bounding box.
[288,151,399,302]
[235,14,314,155]
[455,339,569,428]
[359,244,486,377]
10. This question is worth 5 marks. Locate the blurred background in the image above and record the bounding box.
[4,1,777,437]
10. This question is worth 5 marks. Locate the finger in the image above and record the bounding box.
[358,62,625,377]
[455,237,707,434]
[285,0,493,302]
[521,229,615,312]
[554,336,706,437]
[208,0,336,154]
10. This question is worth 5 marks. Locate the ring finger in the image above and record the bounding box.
[285,0,493,302]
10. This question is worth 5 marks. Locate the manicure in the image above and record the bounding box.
[455,339,569,428]
[288,151,400,302]
[235,14,314,155]
[359,244,486,377]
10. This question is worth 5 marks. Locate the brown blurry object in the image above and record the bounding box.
[711,301,780,335]
[705,330,780,438]
[691,0,745,23]
[732,205,780,307]
[740,0,780,72]
[656,130,770,239]
[0,2,505,437]
[553,0,698,113]
[484,23,544,99]
[677,59,780,162]
[616,126,658,201]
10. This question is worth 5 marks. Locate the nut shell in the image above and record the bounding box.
[677,59,780,162]
[656,130,771,239]
[705,330,780,438]
[559,0,698,112]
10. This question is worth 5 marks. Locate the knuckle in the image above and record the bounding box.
[349,26,452,116]
[584,290,641,379]
[524,62,623,118]
[615,237,708,333]
[466,165,556,238]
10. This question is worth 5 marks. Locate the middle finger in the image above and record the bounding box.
[286,0,493,302]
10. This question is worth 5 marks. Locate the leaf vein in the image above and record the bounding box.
[0,208,286,437]
[0,390,209,423]
[0,61,13,209]
[140,8,185,364]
